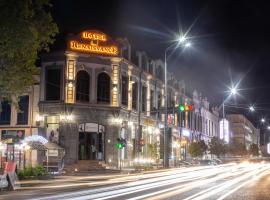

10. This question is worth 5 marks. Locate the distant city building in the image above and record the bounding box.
[226,114,260,148]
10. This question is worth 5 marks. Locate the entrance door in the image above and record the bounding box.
[78,132,104,160]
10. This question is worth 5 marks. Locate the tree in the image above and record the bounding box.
[188,141,205,158]
[0,0,58,104]
[209,137,226,158]
[228,138,247,156]
[249,143,259,157]
[198,140,208,154]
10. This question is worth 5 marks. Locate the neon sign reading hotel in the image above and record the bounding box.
[69,31,118,56]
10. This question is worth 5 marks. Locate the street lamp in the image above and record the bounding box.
[222,85,238,119]
[230,87,237,95]
[249,105,255,112]
[164,35,191,168]
[220,85,239,143]
[261,118,265,123]
[178,35,187,43]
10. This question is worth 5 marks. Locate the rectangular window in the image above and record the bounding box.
[46,67,61,100]
[132,82,137,110]
[142,86,147,112]
[0,101,11,125]
[157,92,162,109]
[121,76,128,106]
[150,90,154,111]
[17,95,29,125]
[212,121,214,136]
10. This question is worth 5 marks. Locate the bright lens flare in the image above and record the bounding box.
[184,42,192,48]
[230,87,237,95]
[178,35,187,43]
[249,106,255,112]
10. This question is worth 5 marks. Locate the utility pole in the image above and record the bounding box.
[164,50,169,168]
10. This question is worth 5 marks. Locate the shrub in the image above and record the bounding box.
[17,165,46,179]
[33,165,46,177]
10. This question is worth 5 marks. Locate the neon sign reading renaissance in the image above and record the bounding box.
[69,31,118,56]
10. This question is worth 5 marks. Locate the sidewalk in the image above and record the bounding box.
[16,167,180,189]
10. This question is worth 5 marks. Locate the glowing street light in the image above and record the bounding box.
[249,106,255,112]
[178,35,187,43]
[184,42,192,48]
[261,118,265,123]
[267,126,270,130]
[230,87,238,95]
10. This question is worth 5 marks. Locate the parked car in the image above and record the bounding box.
[199,159,218,166]
[179,161,193,167]
[212,158,223,164]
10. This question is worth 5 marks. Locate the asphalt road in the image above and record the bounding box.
[1,162,270,200]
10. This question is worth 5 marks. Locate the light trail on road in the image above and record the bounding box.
[1,162,270,200]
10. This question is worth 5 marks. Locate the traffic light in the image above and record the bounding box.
[179,104,193,112]
[116,137,127,149]
[179,105,185,112]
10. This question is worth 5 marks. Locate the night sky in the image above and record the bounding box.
[50,0,270,125]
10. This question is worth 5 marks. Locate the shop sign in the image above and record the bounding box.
[0,174,8,189]
[168,114,174,125]
[1,130,25,144]
[68,30,118,56]
[4,162,19,190]
[46,149,58,157]
[182,128,190,137]
[143,118,155,126]
[79,123,105,133]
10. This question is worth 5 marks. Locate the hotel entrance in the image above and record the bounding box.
[78,123,105,161]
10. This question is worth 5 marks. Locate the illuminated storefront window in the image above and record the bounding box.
[220,119,229,143]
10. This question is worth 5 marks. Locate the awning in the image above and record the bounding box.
[27,142,64,151]
[28,141,47,151]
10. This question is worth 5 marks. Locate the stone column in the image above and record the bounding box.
[128,65,133,111]
[65,53,78,104]
[146,75,152,117]
[111,58,121,107]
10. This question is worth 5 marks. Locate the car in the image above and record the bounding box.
[179,160,193,167]
[199,159,218,166]
[212,158,223,164]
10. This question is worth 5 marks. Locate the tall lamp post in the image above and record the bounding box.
[221,86,238,143]
[266,126,270,145]
[164,36,191,168]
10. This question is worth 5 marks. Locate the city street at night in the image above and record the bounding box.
[2,0,270,199]
[1,162,270,200]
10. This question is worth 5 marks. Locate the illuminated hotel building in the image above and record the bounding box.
[37,30,183,169]
[0,31,220,169]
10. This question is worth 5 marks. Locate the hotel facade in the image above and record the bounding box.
[0,30,220,170]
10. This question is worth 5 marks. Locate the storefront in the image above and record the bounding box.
[78,123,105,160]
[0,128,38,170]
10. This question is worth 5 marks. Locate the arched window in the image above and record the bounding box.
[97,72,110,103]
[76,70,90,102]
[156,66,163,81]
